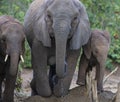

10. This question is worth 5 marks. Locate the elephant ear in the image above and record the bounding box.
[70,0,91,50]
[103,30,111,44]
[33,16,51,47]
[33,0,54,47]
[0,16,9,35]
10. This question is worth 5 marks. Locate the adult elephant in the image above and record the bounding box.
[77,29,111,91]
[24,0,91,97]
[0,15,25,102]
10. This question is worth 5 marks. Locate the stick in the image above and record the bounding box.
[86,72,99,102]
[103,67,118,84]
[86,72,92,102]
[92,80,99,102]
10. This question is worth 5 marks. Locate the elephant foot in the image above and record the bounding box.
[49,62,68,97]
[53,78,68,97]
[31,89,38,96]
[49,67,68,97]
[97,86,104,93]
[30,79,38,96]
[35,83,52,97]
[76,81,85,86]
[31,78,52,97]
[76,78,86,86]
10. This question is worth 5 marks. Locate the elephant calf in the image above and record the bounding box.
[77,29,110,91]
[0,15,25,102]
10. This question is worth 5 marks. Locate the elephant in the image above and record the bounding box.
[0,15,25,102]
[77,29,110,92]
[24,0,91,97]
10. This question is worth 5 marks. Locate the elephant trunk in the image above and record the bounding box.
[54,20,70,78]
[55,37,67,78]
[9,53,19,76]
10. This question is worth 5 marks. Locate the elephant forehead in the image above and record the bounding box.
[53,0,72,6]
[48,0,77,13]
[92,45,109,55]
[91,34,109,45]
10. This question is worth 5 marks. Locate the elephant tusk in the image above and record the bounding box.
[20,55,24,63]
[4,54,8,62]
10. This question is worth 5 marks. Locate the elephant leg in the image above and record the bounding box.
[77,52,89,85]
[0,65,6,101]
[49,64,57,91]
[0,78,2,100]
[94,46,108,92]
[31,40,52,97]
[30,78,38,96]
[95,61,105,92]
[3,75,16,102]
[53,50,80,97]
[95,52,107,92]
[0,74,5,101]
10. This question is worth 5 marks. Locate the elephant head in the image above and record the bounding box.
[25,0,91,78]
[83,29,111,60]
[0,15,25,76]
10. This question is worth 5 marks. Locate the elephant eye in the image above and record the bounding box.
[73,12,79,22]
[46,13,53,23]
[73,16,78,22]
[46,10,52,20]
[47,14,51,19]
[71,16,78,28]
[74,16,78,21]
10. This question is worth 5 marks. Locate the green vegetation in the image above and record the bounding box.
[0,0,32,21]
[0,0,120,70]
[0,0,32,68]
[81,0,120,70]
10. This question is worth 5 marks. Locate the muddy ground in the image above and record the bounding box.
[14,67,120,102]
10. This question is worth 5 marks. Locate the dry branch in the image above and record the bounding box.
[92,80,98,102]
[86,72,99,102]
[103,67,118,84]
[86,72,92,102]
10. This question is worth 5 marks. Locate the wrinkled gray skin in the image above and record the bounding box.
[24,0,90,97]
[0,15,25,102]
[77,29,110,91]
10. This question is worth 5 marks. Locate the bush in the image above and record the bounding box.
[0,0,120,70]
[81,0,120,70]
[0,0,32,68]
